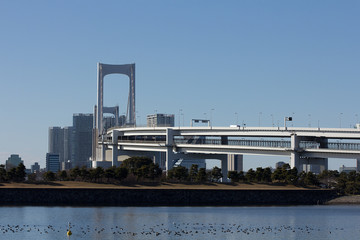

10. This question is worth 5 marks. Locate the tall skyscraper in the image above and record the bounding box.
[48,126,73,170]
[48,127,64,163]
[73,113,93,167]
[63,126,74,163]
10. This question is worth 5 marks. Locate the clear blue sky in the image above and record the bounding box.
[0,0,359,170]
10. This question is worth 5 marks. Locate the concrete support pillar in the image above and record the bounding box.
[227,154,243,172]
[111,146,119,167]
[166,128,175,172]
[111,131,119,167]
[319,158,328,172]
[304,158,328,173]
[221,155,228,182]
[290,134,301,170]
[101,145,106,162]
[153,152,161,166]
[166,148,175,172]
[154,152,166,170]
[318,138,328,173]
[160,152,166,170]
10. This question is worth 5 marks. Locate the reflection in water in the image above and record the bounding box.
[0,206,359,240]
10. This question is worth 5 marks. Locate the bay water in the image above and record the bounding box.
[0,205,359,239]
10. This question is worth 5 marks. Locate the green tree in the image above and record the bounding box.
[286,167,298,185]
[318,170,339,188]
[238,171,246,182]
[122,156,153,174]
[210,166,222,182]
[0,164,7,182]
[271,167,284,182]
[147,163,162,180]
[196,168,208,182]
[304,172,318,186]
[43,171,56,181]
[15,163,26,182]
[345,181,360,195]
[80,166,90,181]
[255,167,264,182]
[6,168,16,182]
[58,170,68,181]
[167,166,188,181]
[136,165,150,180]
[228,171,240,182]
[90,167,104,182]
[70,166,81,181]
[104,166,116,182]
[136,163,162,180]
[245,168,256,182]
[115,167,128,181]
[348,171,357,182]
[27,173,37,182]
[189,164,199,182]
[262,167,272,183]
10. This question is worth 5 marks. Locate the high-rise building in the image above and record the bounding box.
[48,126,73,170]
[31,162,40,173]
[46,153,60,172]
[73,113,93,167]
[63,126,74,163]
[147,114,175,127]
[48,127,64,163]
[5,154,24,170]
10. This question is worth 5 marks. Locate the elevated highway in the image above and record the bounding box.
[94,126,360,178]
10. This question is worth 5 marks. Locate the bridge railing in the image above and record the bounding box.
[116,136,360,151]
[174,138,291,148]
[327,142,360,151]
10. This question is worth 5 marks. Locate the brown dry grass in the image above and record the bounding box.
[0,181,311,190]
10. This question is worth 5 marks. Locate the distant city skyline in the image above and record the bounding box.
[0,1,359,170]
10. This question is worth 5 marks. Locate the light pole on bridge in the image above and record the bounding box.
[178,109,182,128]
[210,108,215,128]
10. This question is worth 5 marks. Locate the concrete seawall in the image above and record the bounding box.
[0,188,338,206]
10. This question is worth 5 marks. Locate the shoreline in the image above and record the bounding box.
[1,182,358,206]
[0,187,338,207]
[326,195,360,205]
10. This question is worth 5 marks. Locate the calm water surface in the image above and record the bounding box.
[0,205,359,239]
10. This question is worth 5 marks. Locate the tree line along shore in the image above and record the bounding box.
[0,157,360,196]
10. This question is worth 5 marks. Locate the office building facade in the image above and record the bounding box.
[31,162,40,173]
[48,126,73,170]
[46,153,60,172]
[73,113,93,167]
[5,154,24,170]
[147,114,175,127]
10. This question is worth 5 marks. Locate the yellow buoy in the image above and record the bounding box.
[67,230,72,236]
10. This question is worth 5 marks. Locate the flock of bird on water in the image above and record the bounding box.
[0,222,344,238]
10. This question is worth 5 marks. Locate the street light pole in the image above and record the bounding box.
[210,108,214,128]
[179,109,182,129]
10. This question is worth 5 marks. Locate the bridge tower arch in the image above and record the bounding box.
[97,63,135,135]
